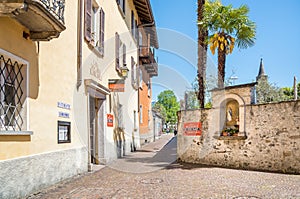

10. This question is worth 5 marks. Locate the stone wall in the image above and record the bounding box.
[177,100,300,174]
[0,147,88,199]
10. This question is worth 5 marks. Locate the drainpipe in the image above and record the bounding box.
[77,0,91,171]
[77,0,83,90]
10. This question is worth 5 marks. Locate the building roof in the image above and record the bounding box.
[134,0,159,48]
[210,82,257,92]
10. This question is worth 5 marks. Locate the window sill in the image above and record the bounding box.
[0,131,33,136]
[214,135,247,140]
[93,47,104,58]
[86,41,104,58]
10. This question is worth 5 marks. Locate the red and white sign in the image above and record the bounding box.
[183,122,202,136]
[108,79,125,92]
[107,114,113,127]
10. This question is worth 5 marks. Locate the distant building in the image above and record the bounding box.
[137,0,159,145]
[256,58,268,82]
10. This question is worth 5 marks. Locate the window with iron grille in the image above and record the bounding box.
[0,54,26,131]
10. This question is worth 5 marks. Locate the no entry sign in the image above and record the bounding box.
[183,122,202,136]
[107,114,113,127]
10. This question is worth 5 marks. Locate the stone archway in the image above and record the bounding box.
[213,93,246,135]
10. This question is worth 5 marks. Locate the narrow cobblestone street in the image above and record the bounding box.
[26,134,300,199]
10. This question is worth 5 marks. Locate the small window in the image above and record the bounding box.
[58,121,71,143]
[139,105,143,124]
[139,67,143,89]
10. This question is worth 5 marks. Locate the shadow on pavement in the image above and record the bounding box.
[107,136,178,173]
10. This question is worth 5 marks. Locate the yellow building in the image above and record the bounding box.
[0,0,158,198]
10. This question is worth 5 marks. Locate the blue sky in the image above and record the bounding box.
[150,0,300,101]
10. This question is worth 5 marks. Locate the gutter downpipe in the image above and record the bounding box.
[77,0,83,90]
[77,0,91,171]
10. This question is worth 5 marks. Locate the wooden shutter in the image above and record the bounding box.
[99,8,105,54]
[123,44,126,67]
[135,20,138,41]
[131,11,134,36]
[131,57,134,86]
[84,0,92,42]
[115,32,120,72]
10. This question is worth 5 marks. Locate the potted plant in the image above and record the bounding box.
[222,128,239,136]
[232,129,239,136]
[221,131,228,136]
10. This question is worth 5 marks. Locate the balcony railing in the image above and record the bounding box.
[39,0,65,22]
[0,0,66,41]
[139,46,158,77]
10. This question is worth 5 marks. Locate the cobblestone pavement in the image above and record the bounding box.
[26,134,300,199]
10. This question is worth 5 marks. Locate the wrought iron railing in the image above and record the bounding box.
[39,0,65,23]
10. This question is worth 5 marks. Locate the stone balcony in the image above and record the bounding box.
[0,0,66,41]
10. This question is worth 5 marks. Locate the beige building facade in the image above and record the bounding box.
[0,0,158,198]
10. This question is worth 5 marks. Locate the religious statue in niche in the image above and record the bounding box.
[224,100,239,133]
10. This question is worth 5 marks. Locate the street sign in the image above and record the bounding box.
[183,122,202,136]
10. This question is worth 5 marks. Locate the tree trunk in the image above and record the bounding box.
[197,0,207,108]
[217,47,226,88]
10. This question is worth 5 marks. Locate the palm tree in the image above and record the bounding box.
[197,0,207,108]
[198,0,256,88]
